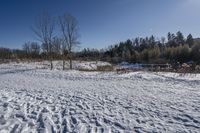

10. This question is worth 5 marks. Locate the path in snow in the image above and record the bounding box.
[0,63,200,132]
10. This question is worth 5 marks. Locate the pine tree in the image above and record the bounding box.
[186,34,194,47]
[176,31,184,45]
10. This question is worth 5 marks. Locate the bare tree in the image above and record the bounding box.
[23,42,40,59]
[52,37,63,61]
[59,13,80,70]
[52,37,62,54]
[60,38,67,70]
[30,42,40,58]
[22,42,31,58]
[32,12,55,70]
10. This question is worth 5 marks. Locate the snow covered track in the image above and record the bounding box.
[0,63,200,133]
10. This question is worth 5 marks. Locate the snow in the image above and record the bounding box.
[0,62,200,132]
[117,62,143,69]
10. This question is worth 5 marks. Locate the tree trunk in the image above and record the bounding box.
[69,58,72,69]
[50,60,53,70]
[69,52,73,69]
[63,59,65,70]
[50,51,53,70]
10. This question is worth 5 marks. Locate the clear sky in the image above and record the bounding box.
[0,0,200,49]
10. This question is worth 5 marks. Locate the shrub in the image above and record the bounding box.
[97,65,114,71]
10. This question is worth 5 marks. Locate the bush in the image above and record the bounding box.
[191,43,200,63]
[148,46,160,59]
[97,65,114,71]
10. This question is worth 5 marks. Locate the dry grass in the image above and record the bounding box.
[97,65,114,71]
[78,65,114,72]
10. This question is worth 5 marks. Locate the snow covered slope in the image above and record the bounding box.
[0,63,200,132]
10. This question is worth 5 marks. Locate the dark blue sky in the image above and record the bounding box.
[0,0,200,49]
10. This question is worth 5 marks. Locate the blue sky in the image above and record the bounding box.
[0,0,200,49]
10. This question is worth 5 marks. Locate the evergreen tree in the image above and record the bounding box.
[149,35,156,48]
[167,32,172,42]
[134,38,139,47]
[176,31,184,45]
[186,34,194,47]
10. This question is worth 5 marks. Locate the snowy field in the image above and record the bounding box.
[0,61,200,133]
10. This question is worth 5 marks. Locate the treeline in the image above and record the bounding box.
[0,38,75,60]
[1,31,200,65]
[102,31,200,64]
[80,31,200,64]
[0,48,26,60]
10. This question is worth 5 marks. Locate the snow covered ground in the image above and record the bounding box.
[0,62,200,133]
[3,60,111,71]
